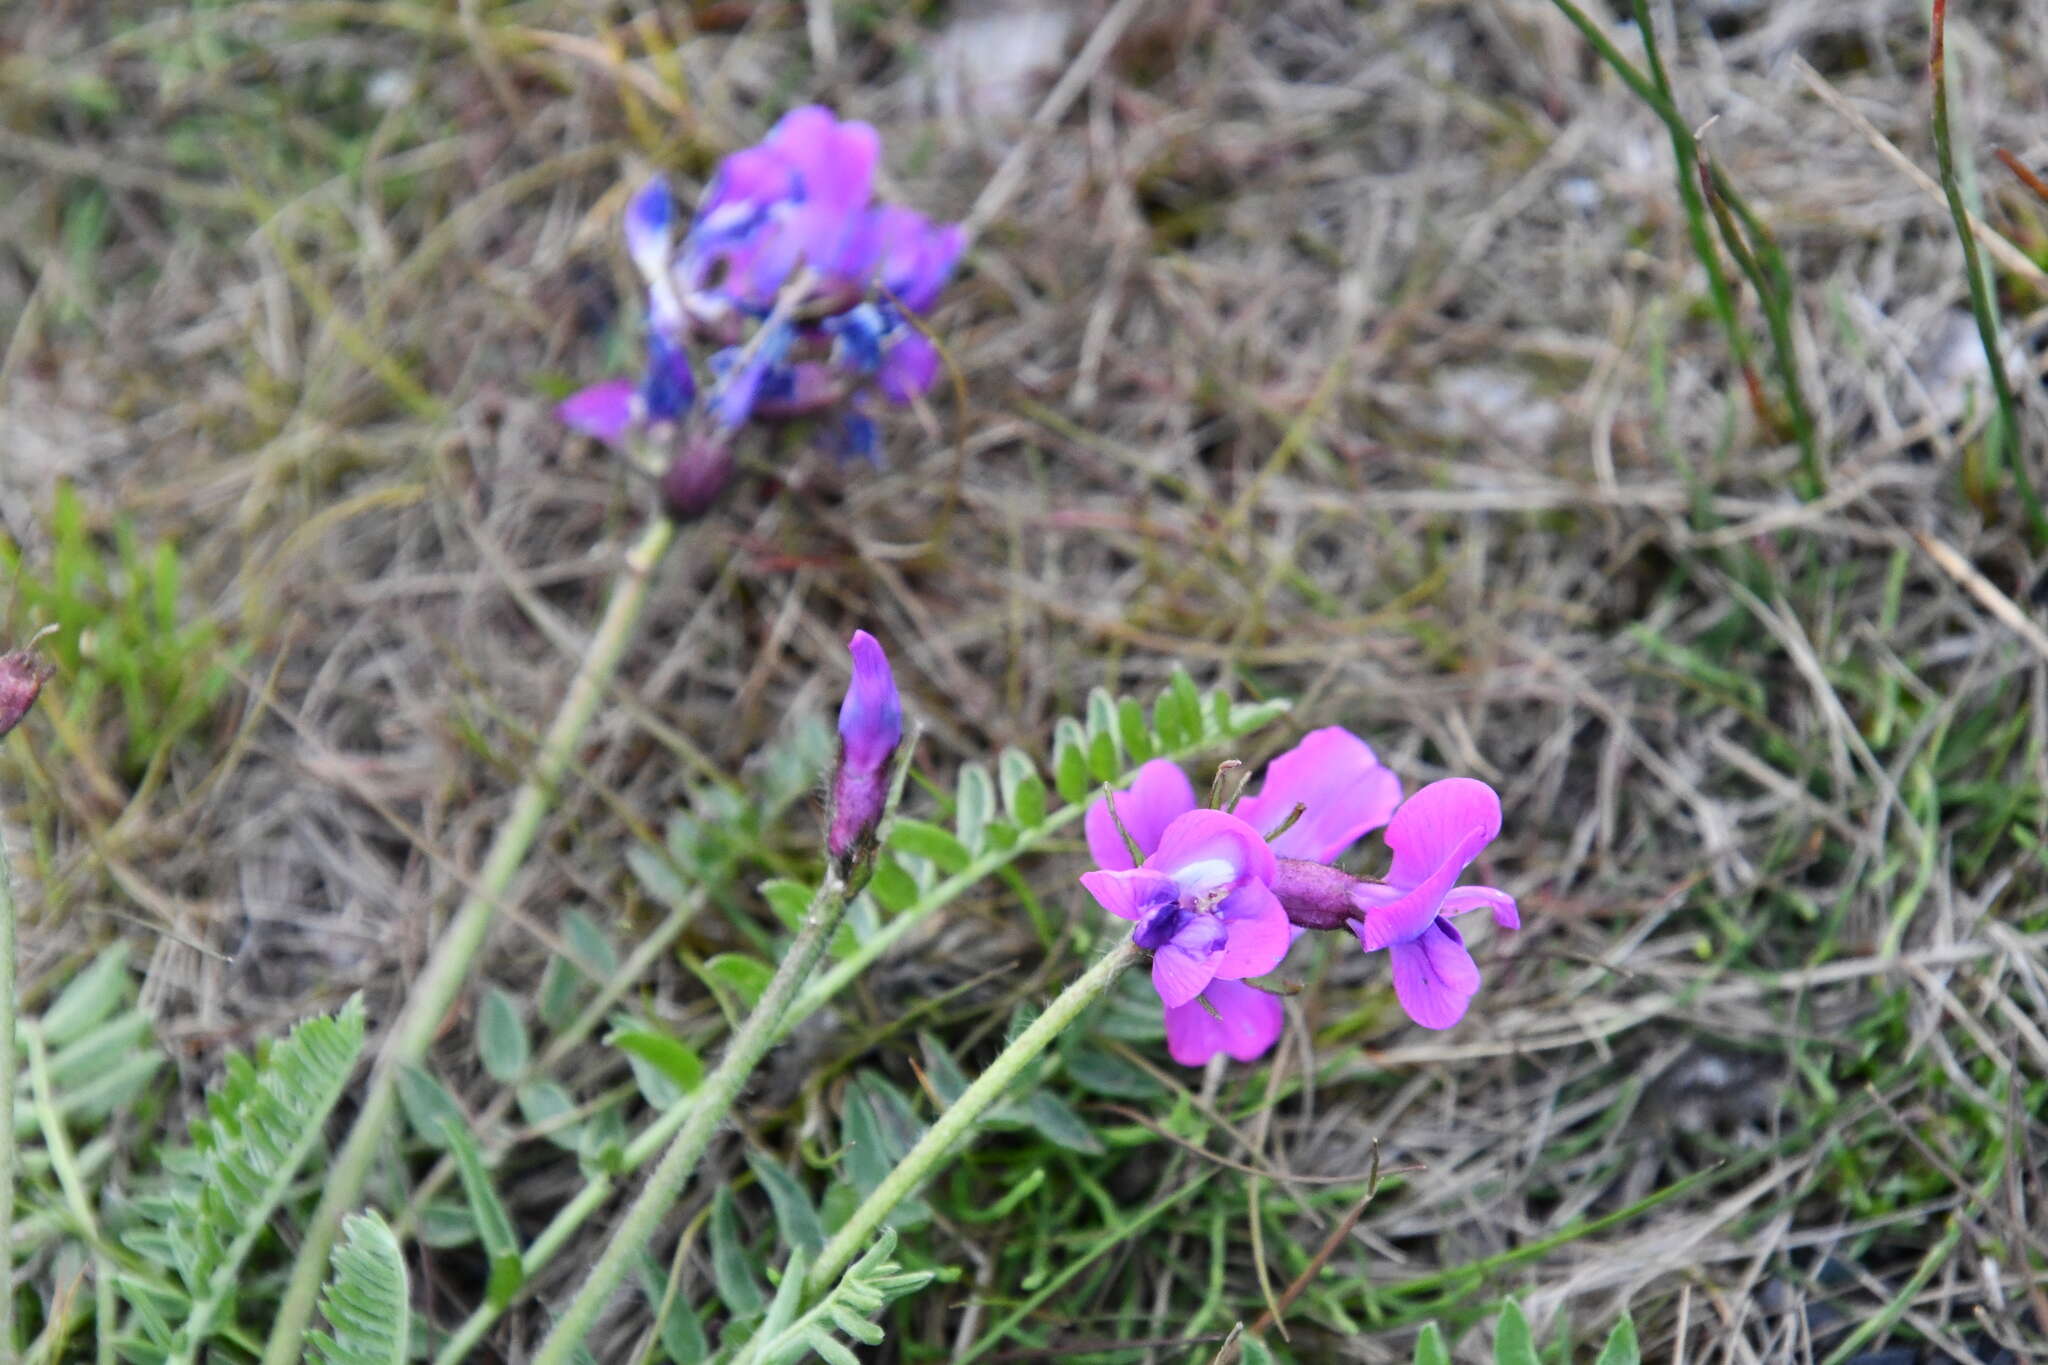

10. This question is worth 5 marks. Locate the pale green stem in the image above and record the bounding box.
[26,1024,113,1364]
[527,871,856,1365]
[0,823,16,1359]
[801,939,1142,1300]
[261,514,680,1365]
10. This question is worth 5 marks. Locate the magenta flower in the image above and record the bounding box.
[828,630,903,866]
[1347,780,1519,1029]
[1083,728,1517,1038]
[1078,728,1405,1066]
[1162,978,1284,1067]
[682,106,882,311]
[1081,810,1290,1057]
[1085,727,1401,872]
[1231,726,1403,862]
[675,107,963,325]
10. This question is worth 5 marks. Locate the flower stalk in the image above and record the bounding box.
[529,871,854,1364]
[802,937,1143,1298]
[0,807,18,1360]
[261,514,681,1365]
[0,633,52,1359]
[526,699,919,1365]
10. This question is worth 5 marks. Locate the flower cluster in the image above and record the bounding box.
[557,107,965,516]
[1082,729,1518,1066]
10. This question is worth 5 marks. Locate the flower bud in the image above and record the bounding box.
[827,630,902,867]
[658,434,736,522]
[0,648,54,741]
[1270,857,1366,932]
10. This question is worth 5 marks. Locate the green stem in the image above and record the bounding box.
[1556,0,1822,494]
[528,871,857,1365]
[0,823,16,1359]
[1929,0,2045,538]
[801,939,1142,1299]
[427,722,1263,1355]
[261,513,681,1365]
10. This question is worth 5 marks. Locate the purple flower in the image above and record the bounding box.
[1162,978,1285,1067]
[555,379,638,446]
[681,106,883,312]
[554,336,697,445]
[553,106,964,481]
[828,630,903,866]
[1347,780,1519,1030]
[1085,728,1401,873]
[624,176,676,285]
[707,321,795,429]
[868,205,967,313]
[1232,726,1403,862]
[1083,729,1517,1037]
[1080,809,1289,1064]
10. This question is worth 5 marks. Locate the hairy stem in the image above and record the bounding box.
[0,820,16,1358]
[527,870,857,1365]
[261,514,681,1365]
[802,939,1142,1298]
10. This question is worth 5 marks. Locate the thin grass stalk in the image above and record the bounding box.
[799,938,1144,1303]
[1631,0,1820,484]
[527,870,861,1365]
[1930,0,2045,537]
[260,513,681,1365]
[1552,0,1823,493]
[1697,155,1821,478]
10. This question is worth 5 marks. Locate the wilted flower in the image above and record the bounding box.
[0,647,54,741]
[1080,805,1290,1066]
[827,630,903,868]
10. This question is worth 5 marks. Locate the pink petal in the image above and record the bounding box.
[1162,979,1286,1066]
[554,379,636,445]
[1149,809,1279,890]
[1441,884,1519,930]
[1151,937,1221,1008]
[1356,779,1502,951]
[1388,922,1481,1030]
[1079,868,1177,923]
[878,332,939,403]
[1384,778,1502,888]
[1212,883,1290,980]
[1235,727,1404,864]
[768,106,879,215]
[1085,761,1197,871]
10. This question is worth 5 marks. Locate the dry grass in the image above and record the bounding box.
[2,0,2046,1359]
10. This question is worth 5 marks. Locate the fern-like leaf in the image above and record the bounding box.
[733,1228,932,1365]
[117,997,367,1360]
[307,1211,409,1365]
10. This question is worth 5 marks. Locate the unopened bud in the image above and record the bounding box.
[827,630,902,868]
[659,435,736,522]
[0,648,54,740]
[1271,857,1365,932]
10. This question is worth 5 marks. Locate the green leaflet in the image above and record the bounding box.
[307,1212,409,1365]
